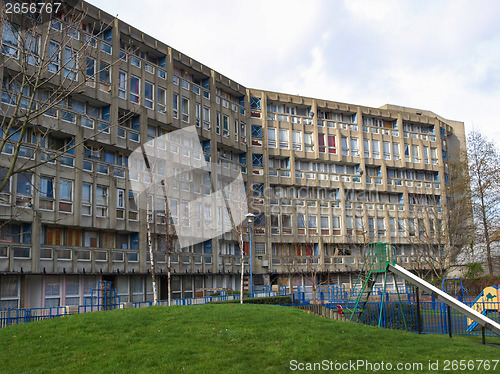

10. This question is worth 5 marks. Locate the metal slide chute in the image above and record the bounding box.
[387,263,500,336]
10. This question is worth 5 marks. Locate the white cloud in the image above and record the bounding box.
[87,0,500,147]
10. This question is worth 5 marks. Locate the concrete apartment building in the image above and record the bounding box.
[0,1,466,308]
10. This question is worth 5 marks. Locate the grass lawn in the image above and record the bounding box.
[0,304,498,373]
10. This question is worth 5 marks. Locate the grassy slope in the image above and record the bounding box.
[0,304,498,374]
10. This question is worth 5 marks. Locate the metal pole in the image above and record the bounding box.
[415,286,422,334]
[249,225,253,297]
[447,305,452,338]
[378,271,388,327]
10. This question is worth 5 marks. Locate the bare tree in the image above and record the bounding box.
[0,2,120,192]
[467,130,500,275]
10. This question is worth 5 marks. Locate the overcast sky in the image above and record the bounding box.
[87,0,500,147]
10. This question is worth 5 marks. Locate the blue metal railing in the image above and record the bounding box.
[0,306,66,328]
[327,300,500,337]
[0,283,287,329]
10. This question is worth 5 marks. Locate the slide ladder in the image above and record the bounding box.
[347,243,400,325]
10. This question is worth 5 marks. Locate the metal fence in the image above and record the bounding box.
[295,285,347,303]
[0,285,282,328]
[329,300,500,337]
[0,307,67,328]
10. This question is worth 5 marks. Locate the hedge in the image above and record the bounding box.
[211,296,292,305]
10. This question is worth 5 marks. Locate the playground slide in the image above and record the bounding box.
[387,264,500,336]
[466,286,500,331]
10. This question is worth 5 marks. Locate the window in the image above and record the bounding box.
[341,136,348,156]
[128,191,138,220]
[292,130,302,151]
[82,183,92,216]
[173,94,179,119]
[372,140,380,159]
[39,177,54,210]
[101,41,111,54]
[279,129,289,149]
[423,146,429,164]
[255,243,266,255]
[383,141,391,160]
[408,218,416,236]
[377,217,385,237]
[268,128,276,148]
[48,41,60,73]
[346,216,353,235]
[253,183,264,196]
[393,143,400,160]
[24,33,40,65]
[320,216,329,230]
[59,179,73,213]
[251,125,262,138]
[216,111,220,134]
[196,103,201,127]
[117,189,125,219]
[16,173,32,206]
[181,97,189,122]
[40,177,54,198]
[350,138,359,156]
[84,58,96,86]
[130,76,140,104]
[145,81,154,109]
[240,122,246,141]
[2,23,19,58]
[389,218,396,237]
[250,97,261,110]
[118,71,126,99]
[234,119,239,141]
[304,133,314,152]
[222,115,229,137]
[96,186,108,217]
[203,106,210,129]
[332,216,341,233]
[363,139,370,158]
[398,218,405,237]
[297,214,305,228]
[252,153,263,167]
[412,145,419,163]
[158,87,167,113]
[431,148,438,164]
[328,135,336,154]
[63,47,77,80]
[99,61,110,86]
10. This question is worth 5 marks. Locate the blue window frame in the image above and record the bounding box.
[251,125,262,138]
[254,213,265,226]
[250,97,261,110]
[204,240,212,254]
[253,183,264,196]
[252,153,263,167]
[131,233,139,249]
[202,140,210,153]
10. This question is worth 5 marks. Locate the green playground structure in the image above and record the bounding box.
[345,243,407,329]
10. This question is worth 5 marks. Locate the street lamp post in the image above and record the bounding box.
[246,213,255,297]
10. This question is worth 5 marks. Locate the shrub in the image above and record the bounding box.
[211,296,293,305]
